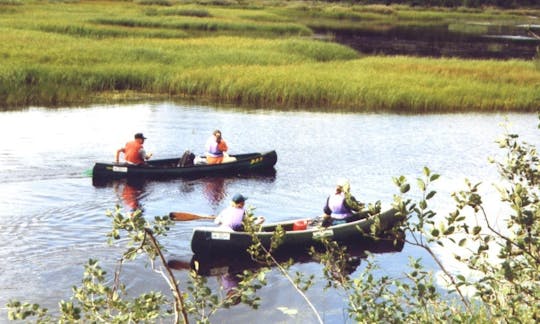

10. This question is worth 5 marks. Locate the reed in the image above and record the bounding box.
[164,57,540,112]
[0,0,538,112]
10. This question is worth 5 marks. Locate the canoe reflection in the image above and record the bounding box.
[94,171,276,207]
[168,236,404,300]
[112,179,146,212]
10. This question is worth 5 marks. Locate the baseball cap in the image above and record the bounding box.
[232,193,248,203]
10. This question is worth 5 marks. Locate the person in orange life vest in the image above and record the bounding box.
[214,194,264,231]
[205,129,228,164]
[115,133,152,165]
[322,178,365,226]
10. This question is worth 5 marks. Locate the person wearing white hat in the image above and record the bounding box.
[322,178,364,226]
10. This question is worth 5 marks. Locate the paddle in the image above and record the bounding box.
[169,212,216,221]
[83,168,93,177]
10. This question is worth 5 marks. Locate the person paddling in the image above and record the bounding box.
[214,194,264,231]
[322,178,365,226]
[115,132,152,165]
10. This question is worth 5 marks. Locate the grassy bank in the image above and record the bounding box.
[0,0,538,112]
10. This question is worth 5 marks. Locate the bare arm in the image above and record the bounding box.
[115,148,124,163]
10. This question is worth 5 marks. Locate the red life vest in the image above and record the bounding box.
[124,140,144,165]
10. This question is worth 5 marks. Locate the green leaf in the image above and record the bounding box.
[400,183,410,194]
[417,178,426,191]
[426,190,436,200]
[444,226,455,235]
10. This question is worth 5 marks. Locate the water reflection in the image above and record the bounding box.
[328,23,540,59]
[112,179,146,212]
[167,237,404,303]
[95,171,277,213]
[201,177,227,206]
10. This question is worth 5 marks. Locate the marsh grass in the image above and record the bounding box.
[92,16,311,36]
[0,0,22,5]
[166,57,539,112]
[0,1,538,111]
[158,8,212,17]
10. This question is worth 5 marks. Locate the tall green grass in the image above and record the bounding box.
[0,1,538,111]
[164,57,540,112]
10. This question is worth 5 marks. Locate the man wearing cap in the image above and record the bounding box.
[115,133,152,165]
[322,178,365,226]
[214,194,264,231]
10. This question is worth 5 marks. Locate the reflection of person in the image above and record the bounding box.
[323,178,365,226]
[205,129,228,164]
[214,194,264,231]
[113,180,144,213]
[203,177,226,206]
[219,273,241,305]
[115,133,152,165]
[122,183,141,211]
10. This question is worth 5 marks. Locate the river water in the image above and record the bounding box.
[0,104,538,323]
[327,22,540,60]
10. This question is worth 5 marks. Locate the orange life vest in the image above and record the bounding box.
[124,140,144,165]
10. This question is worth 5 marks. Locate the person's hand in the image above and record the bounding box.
[145,153,153,160]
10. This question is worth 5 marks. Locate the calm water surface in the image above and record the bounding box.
[328,21,540,59]
[0,104,538,323]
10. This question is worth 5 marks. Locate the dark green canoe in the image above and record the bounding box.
[92,150,277,183]
[190,208,404,255]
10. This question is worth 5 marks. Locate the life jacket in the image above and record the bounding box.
[328,193,351,219]
[206,137,224,157]
[217,206,245,231]
[124,140,144,165]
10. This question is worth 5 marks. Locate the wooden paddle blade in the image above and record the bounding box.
[169,212,216,221]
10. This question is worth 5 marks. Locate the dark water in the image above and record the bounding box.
[0,104,538,322]
[326,22,540,59]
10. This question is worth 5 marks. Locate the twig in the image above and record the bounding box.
[258,244,324,324]
[144,228,189,324]
[405,238,471,311]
